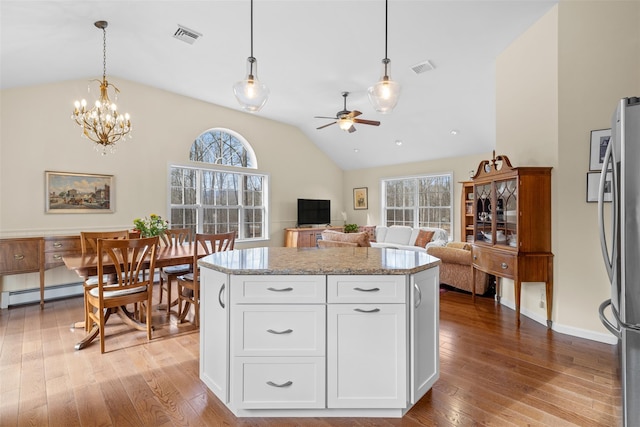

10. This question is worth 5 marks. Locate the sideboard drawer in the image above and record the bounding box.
[233,305,325,356]
[233,356,325,409]
[231,275,326,304]
[0,238,41,275]
[43,236,81,269]
[327,275,406,303]
[473,246,516,279]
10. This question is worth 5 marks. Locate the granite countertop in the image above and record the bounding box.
[198,246,440,275]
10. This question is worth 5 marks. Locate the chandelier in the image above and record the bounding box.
[71,21,132,155]
[233,0,269,112]
[368,0,401,113]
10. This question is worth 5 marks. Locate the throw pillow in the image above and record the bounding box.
[322,230,371,247]
[414,230,435,247]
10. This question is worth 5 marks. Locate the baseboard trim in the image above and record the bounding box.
[498,297,618,345]
[1,282,83,309]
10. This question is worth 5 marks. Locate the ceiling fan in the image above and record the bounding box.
[315,92,381,133]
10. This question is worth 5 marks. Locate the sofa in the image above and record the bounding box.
[371,225,448,253]
[426,242,490,295]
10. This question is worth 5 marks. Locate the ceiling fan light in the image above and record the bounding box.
[233,56,269,112]
[338,117,354,131]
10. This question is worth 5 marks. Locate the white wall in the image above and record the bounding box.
[496,2,640,342]
[0,78,344,291]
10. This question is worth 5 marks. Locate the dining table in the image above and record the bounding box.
[63,242,195,350]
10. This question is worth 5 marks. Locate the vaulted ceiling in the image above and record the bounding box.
[0,0,557,170]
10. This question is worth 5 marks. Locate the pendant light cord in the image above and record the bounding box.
[250,0,254,58]
[384,0,388,60]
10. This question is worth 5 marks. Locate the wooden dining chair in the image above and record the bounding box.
[158,228,193,316]
[85,236,158,353]
[176,231,235,327]
[79,230,130,330]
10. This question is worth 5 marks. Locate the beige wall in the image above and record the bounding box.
[343,153,490,242]
[0,79,344,291]
[495,1,640,341]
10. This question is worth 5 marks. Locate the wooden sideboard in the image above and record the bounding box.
[0,235,81,308]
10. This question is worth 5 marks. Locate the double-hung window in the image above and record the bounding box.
[381,173,452,236]
[169,128,268,241]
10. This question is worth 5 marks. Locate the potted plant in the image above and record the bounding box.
[344,223,359,233]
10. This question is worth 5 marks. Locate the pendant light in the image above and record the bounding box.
[368,0,401,114]
[233,0,269,112]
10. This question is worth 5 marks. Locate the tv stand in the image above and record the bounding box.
[284,226,343,248]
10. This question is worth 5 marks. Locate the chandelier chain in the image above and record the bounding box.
[102,25,107,82]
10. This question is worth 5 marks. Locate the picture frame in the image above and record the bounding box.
[353,187,368,210]
[586,171,612,203]
[45,171,114,213]
[589,128,612,171]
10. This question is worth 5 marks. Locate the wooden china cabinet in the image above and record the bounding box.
[470,153,553,327]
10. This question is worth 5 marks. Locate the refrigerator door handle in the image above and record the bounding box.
[599,299,621,339]
[598,140,618,282]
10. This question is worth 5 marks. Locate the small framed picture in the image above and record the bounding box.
[45,171,114,213]
[589,128,612,171]
[586,171,612,203]
[353,187,368,210]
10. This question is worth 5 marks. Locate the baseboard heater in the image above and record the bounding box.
[0,282,83,309]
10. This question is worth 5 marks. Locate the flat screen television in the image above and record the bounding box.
[297,198,331,226]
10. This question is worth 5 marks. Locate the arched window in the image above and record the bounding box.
[169,129,268,241]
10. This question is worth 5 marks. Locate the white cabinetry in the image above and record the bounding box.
[199,268,439,417]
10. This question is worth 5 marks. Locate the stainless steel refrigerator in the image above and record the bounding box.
[598,96,640,427]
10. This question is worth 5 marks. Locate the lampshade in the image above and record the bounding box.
[233,56,269,112]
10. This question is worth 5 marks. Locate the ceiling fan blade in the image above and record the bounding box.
[317,122,337,130]
[314,116,338,120]
[348,125,356,133]
[353,118,381,126]
[348,110,362,118]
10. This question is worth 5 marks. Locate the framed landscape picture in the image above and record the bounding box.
[45,171,114,213]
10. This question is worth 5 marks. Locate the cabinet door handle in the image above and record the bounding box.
[414,282,422,308]
[218,283,225,308]
[14,254,24,260]
[473,255,477,260]
[267,287,294,292]
[353,287,380,292]
[266,380,293,388]
[354,308,380,313]
[53,242,63,248]
[501,262,508,269]
[267,328,293,334]
[53,254,63,260]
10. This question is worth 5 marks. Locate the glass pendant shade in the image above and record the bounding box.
[368,59,401,114]
[233,56,269,112]
[338,117,354,131]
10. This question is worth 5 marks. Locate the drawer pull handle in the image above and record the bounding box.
[473,255,477,260]
[53,255,63,260]
[218,283,225,309]
[501,262,508,269]
[53,242,63,248]
[414,282,422,308]
[266,380,293,388]
[14,254,24,260]
[267,328,293,335]
[267,287,294,292]
[354,308,380,313]
[354,287,380,292]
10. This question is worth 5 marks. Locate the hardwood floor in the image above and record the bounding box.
[0,286,621,426]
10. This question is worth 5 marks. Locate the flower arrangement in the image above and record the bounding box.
[344,223,359,233]
[133,214,168,237]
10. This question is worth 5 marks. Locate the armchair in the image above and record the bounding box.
[426,242,489,299]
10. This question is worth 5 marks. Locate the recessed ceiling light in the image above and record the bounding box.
[354,148,359,153]
[395,140,403,146]
[450,129,459,135]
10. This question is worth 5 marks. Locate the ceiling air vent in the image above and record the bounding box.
[410,60,435,75]
[173,25,202,45]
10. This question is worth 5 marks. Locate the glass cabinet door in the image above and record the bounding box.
[474,183,492,243]
[495,178,517,248]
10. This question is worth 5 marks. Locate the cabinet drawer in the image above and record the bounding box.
[233,356,325,409]
[0,239,41,274]
[233,305,325,356]
[473,246,516,279]
[44,236,81,253]
[231,275,326,303]
[327,275,406,303]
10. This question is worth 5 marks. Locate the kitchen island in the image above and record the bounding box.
[198,246,440,418]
